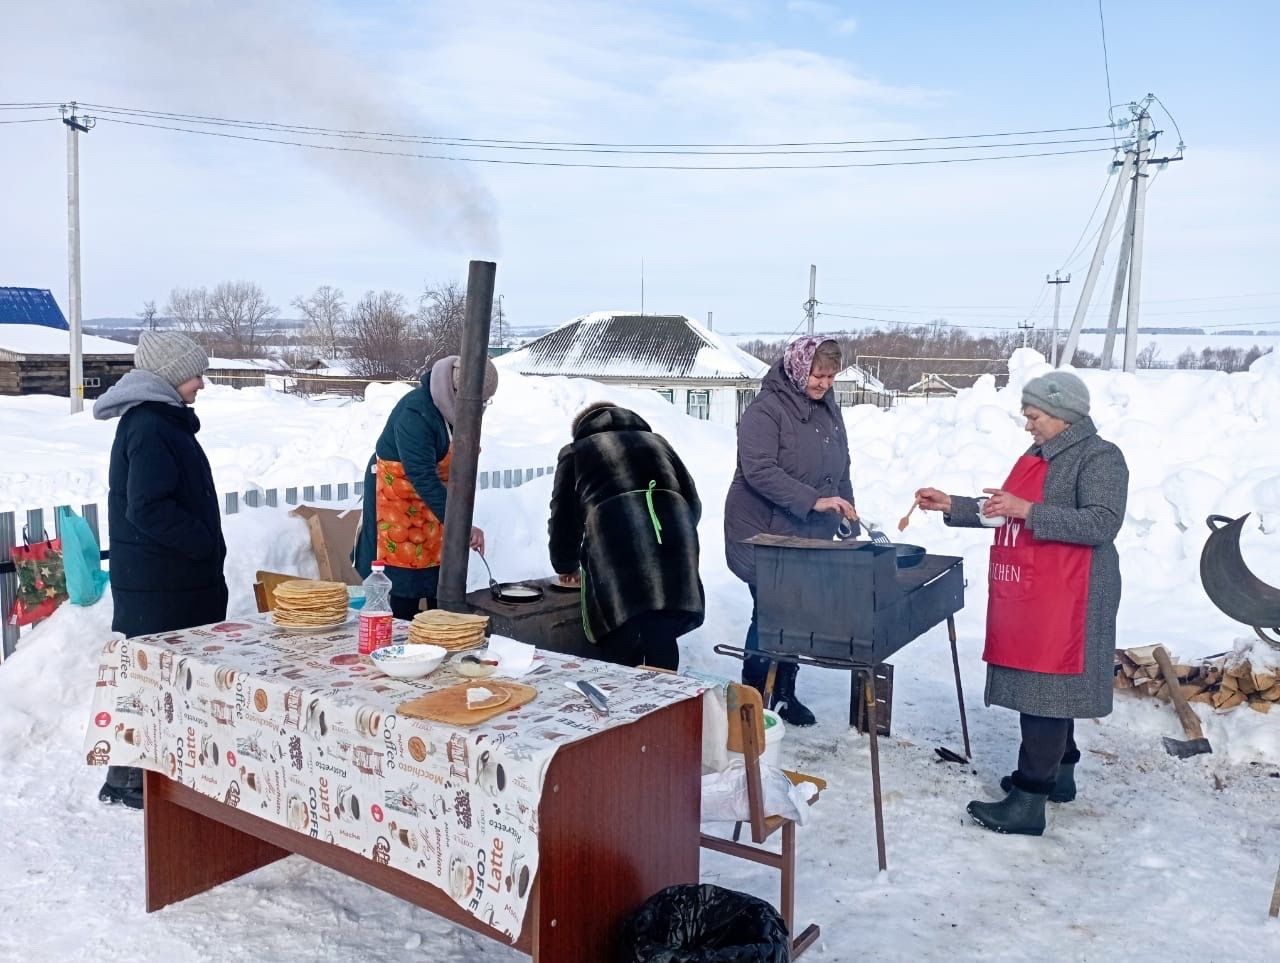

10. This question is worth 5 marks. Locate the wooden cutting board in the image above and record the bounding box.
[398,681,538,726]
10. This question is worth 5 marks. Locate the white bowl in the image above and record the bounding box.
[455,651,499,678]
[371,644,447,679]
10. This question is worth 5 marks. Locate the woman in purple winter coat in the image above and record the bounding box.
[723,337,858,725]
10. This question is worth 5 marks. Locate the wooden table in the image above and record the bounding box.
[144,696,701,961]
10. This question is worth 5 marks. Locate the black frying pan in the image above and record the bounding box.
[474,550,546,603]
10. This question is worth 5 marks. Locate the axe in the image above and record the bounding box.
[1152,645,1212,759]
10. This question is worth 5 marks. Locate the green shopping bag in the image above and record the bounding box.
[58,506,109,606]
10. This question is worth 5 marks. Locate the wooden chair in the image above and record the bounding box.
[700,682,826,958]
[253,569,303,613]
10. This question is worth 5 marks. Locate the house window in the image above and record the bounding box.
[736,388,757,424]
[686,389,710,420]
[655,388,674,404]
[83,377,101,388]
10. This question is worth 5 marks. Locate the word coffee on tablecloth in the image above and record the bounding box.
[84,615,703,939]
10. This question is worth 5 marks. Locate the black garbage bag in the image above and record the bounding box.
[620,883,789,963]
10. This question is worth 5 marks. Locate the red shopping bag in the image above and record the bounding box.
[8,529,68,627]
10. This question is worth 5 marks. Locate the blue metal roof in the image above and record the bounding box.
[0,288,69,330]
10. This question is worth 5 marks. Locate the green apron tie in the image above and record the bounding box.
[645,480,664,545]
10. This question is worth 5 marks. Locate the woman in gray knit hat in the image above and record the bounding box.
[915,370,1128,836]
[91,331,226,808]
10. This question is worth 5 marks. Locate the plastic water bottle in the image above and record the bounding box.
[358,563,394,655]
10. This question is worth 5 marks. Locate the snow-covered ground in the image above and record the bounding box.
[1,349,1278,960]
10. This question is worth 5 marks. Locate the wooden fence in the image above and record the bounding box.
[0,464,556,662]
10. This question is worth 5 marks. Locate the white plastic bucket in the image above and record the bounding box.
[727,707,786,769]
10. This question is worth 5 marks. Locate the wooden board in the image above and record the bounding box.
[399,681,537,725]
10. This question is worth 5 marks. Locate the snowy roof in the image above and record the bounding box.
[0,324,135,359]
[495,312,769,382]
[206,357,267,370]
[835,363,886,392]
[0,288,68,330]
[905,373,959,394]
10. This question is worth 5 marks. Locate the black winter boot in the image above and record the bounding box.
[967,786,1048,836]
[771,663,816,727]
[99,766,143,810]
[1001,762,1077,802]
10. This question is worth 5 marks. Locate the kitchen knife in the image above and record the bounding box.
[575,679,610,716]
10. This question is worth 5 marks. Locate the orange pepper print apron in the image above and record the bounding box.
[374,448,452,569]
[983,454,1093,675]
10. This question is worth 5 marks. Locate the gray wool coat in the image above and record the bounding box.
[724,360,855,585]
[946,416,1128,718]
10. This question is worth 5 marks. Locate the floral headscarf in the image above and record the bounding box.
[782,336,836,393]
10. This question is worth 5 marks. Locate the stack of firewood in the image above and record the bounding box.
[1114,645,1280,713]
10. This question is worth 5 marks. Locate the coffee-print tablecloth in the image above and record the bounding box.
[84,615,704,940]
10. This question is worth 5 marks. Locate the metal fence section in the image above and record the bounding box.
[0,463,555,663]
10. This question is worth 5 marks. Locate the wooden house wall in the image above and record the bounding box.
[0,357,133,398]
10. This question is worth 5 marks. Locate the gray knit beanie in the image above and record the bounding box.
[1022,371,1090,423]
[134,331,209,388]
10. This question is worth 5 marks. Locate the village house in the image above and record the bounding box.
[0,287,134,398]
[495,312,767,426]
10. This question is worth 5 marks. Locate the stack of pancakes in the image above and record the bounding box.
[272,580,349,628]
[407,610,488,651]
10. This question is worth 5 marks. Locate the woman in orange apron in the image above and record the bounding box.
[353,356,498,618]
[916,371,1128,836]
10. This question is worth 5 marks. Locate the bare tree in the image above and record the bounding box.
[137,300,159,331]
[417,279,467,363]
[347,290,423,378]
[1136,343,1162,369]
[292,285,346,359]
[206,281,278,357]
[165,286,211,337]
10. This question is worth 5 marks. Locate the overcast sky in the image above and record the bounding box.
[2,0,1277,335]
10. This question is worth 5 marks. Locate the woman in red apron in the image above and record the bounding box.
[916,370,1128,836]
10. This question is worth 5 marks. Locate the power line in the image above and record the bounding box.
[0,118,60,125]
[89,115,1120,170]
[68,104,1118,156]
[1057,174,1113,272]
[74,102,1115,149]
[1098,1,1116,130]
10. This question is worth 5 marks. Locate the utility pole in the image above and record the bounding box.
[1122,108,1153,374]
[1101,184,1138,369]
[1018,320,1034,350]
[62,102,94,413]
[640,258,645,316]
[1046,271,1071,366]
[805,264,817,335]
[1062,95,1181,370]
[1059,147,1134,366]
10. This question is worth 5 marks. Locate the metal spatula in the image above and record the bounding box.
[474,549,500,595]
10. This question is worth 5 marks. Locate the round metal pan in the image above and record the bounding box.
[893,544,926,569]
[490,581,545,604]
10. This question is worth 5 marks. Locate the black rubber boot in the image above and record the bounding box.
[771,663,816,727]
[967,786,1048,836]
[1001,762,1077,803]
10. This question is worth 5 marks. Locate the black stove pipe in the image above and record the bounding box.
[437,260,496,612]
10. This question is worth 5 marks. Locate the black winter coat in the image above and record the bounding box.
[548,407,705,644]
[724,360,855,584]
[106,402,228,636]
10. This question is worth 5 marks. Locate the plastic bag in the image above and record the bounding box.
[58,506,109,605]
[7,529,67,626]
[621,883,789,963]
[700,758,814,826]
